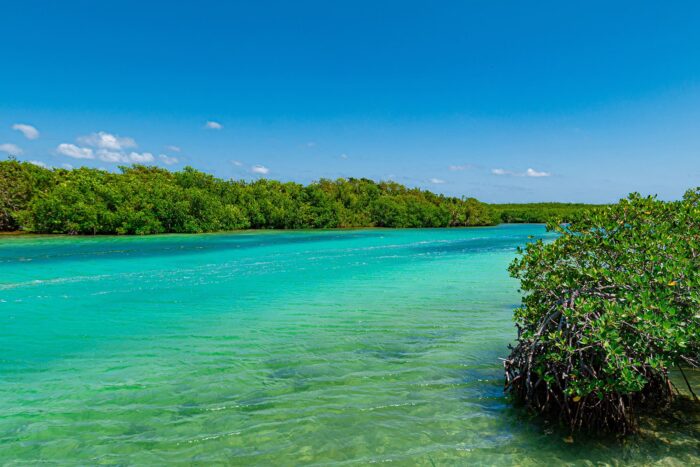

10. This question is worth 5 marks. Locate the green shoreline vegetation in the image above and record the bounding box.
[1,158,594,235]
[506,189,699,434]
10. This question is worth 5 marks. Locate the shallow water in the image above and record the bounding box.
[0,225,697,465]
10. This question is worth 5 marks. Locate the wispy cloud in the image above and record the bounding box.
[0,143,23,156]
[97,149,154,164]
[12,123,39,140]
[524,168,550,177]
[491,168,511,176]
[78,131,136,150]
[492,167,551,177]
[29,160,47,168]
[57,143,93,159]
[159,154,179,165]
[232,160,243,166]
[94,149,123,162]
[124,152,154,163]
[448,164,470,171]
[166,145,181,152]
[429,177,446,184]
[340,153,348,159]
[251,165,269,175]
[205,121,223,130]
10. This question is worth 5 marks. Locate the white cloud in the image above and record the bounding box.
[232,160,243,166]
[339,153,348,159]
[12,123,39,140]
[166,145,181,152]
[0,143,23,156]
[429,178,446,184]
[448,164,470,171]
[96,149,154,163]
[78,131,136,150]
[55,131,157,164]
[524,168,551,177]
[492,167,551,177]
[29,160,47,168]
[57,137,153,164]
[57,143,94,159]
[251,165,269,175]
[159,154,179,165]
[95,149,124,162]
[205,121,223,130]
[125,152,154,163]
[62,163,73,170]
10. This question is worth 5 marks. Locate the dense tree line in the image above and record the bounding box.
[1,159,498,234]
[0,159,598,234]
[490,202,600,223]
[505,189,700,434]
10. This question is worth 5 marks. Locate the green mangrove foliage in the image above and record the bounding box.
[0,160,55,231]
[490,203,600,224]
[0,159,496,234]
[505,189,700,434]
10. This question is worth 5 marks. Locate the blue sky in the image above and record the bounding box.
[1,1,699,202]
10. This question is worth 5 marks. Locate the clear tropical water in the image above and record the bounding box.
[0,225,697,465]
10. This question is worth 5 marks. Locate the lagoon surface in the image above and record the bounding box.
[1,225,697,465]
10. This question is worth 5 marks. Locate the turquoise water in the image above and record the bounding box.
[0,225,697,465]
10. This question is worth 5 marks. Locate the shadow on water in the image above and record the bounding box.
[493,389,700,464]
[407,234,551,257]
[351,326,471,365]
[0,231,385,265]
[451,339,700,464]
[354,338,436,364]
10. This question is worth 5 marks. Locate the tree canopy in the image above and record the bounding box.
[0,159,599,234]
[1,159,498,234]
[490,202,600,224]
[505,189,700,433]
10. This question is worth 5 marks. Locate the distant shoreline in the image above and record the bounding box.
[0,223,551,238]
[1,159,598,235]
